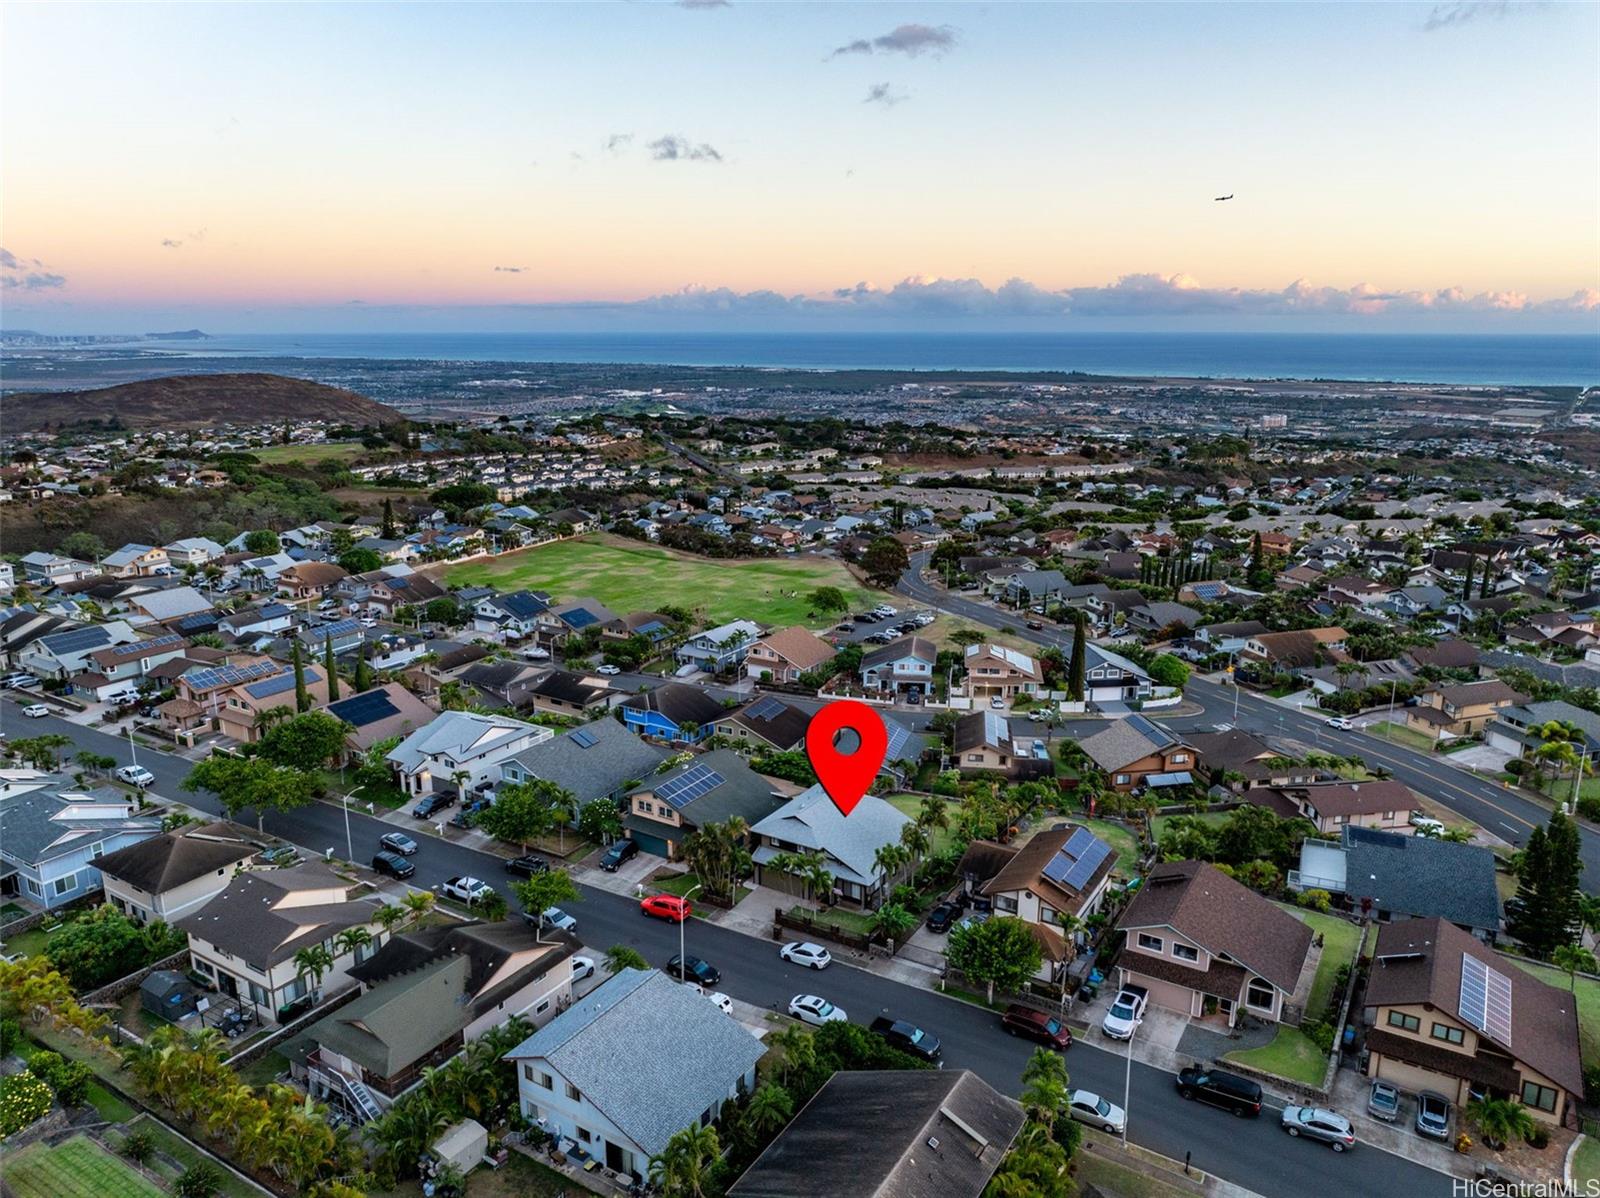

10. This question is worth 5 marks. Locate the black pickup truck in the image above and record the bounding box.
[870,1016,942,1063]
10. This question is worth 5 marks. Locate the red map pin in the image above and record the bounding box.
[806,700,888,817]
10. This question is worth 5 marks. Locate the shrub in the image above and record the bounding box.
[1504,758,1525,777]
[122,1130,156,1164]
[24,1049,64,1087]
[1578,795,1600,823]
[1526,1125,1550,1150]
[1296,888,1333,912]
[1301,1020,1336,1056]
[174,1163,225,1198]
[0,1018,18,1056]
[0,1071,53,1135]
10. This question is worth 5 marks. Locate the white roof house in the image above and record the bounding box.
[387,711,552,797]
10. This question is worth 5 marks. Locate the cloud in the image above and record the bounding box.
[830,23,957,59]
[604,133,634,154]
[1421,2,1520,31]
[160,228,208,250]
[863,83,907,106]
[648,135,723,162]
[162,238,184,249]
[0,246,65,291]
[493,266,528,274]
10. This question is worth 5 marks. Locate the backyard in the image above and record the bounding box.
[109,1116,272,1198]
[1511,956,1600,1068]
[1225,1026,1327,1087]
[1079,818,1142,879]
[1279,904,1364,1019]
[887,794,961,855]
[1572,1135,1600,1191]
[444,535,882,629]
[3,1135,165,1198]
[368,1151,572,1198]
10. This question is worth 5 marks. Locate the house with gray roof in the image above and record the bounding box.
[623,749,790,861]
[500,719,671,807]
[16,619,139,680]
[0,771,161,911]
[505,968,764,1182]
[93,822,255,924]
[1077,715,1198,792]
[1485,699,1600,758]
[749,784,911,907]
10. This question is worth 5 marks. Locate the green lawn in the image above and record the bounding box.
[251,441,371,465]
[1511,957,1600,1069]
[1366,722,1439,753]
[789,903,876,936]
[235,1050,290,1088]
[1571,1135,1600,1189]
[445,535,881,629]
[3,1136,166,1198]
[368,1150,573,1198]
[1,924,53,957]
[118,1116,270,1198]
[654,871,751,909]
[1081,818,1142,878]
[1150,811,1228,841]
[1225,1026,1327,1087]
[887,795,960,854]
[1076,1148,1203,1198]
[1279,905,1362,1019]
[14,1036,135,1122]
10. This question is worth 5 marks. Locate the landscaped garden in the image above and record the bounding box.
[1225,1026,1327,1087]
[1280,904,1363,1018]
[3,1135,166,1198]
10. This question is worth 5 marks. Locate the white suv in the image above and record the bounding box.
[1101,985,1148,1040]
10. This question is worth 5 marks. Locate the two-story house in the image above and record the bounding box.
[0,772,162,911]
[1485,700,1600,760]
[952,711,1053,780]
[676,620,764,674]
[1077,715,1198,793]
[1240,627,1348,673]
[93,822,256,925]
[718,696,812,752]
[859,637,936,698]
[619,683,725,744]
[622,750,788,861]
[505,968,764,1184]
[100,543,171,578]
[1363,918,1582,1125]
[1185,728,1320,791]
[749,785,910,908]
[741,625,834,684]
[1257,779,1417,835]
[18,620,140,681]
[500,719,671,808]
[387,711,552,798]
[1405,680,1528,742]
[960,644,1042,705]
[1116,860,1314,1028]
[472,590,552,643]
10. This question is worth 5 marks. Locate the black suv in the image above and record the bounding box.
[599,839,639,872]
[413,792,455,819]
[372,850,415,880]
[505,854,549,878]
[925,901,959,933]
[666,954,721,986]
[1176,1067,1263,1117]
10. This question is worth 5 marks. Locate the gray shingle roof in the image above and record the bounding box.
[1340,825,1501,932]
[92,826,254,893]
[176,864,372,970]
[750,785,910,886]
[1078,714,1179,773]
[0,779,161,866]
[503,720,670,804]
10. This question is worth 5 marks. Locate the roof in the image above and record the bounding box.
[315,955,472,1078]
[727,1070,1024,1198]
[350,920,577,1018]
[722,697,811,751]
[503,719,670,804]
[1120,860,1313,993]
[0,779,160,866]
[527,669,612,707]
[1339,826,1501,932]
[752,625,835,671]
[1078,715,1181,773]
[176,864,371,970]
[503,969,765,1158]
[387,711,544,775]
[963,642,1040,678]
[323,683,437,748]
[91,826,255,893]
[630,749,787,827]
[1365,917,1582,1096]
[1406,639,1482,670]
[1186,728,1273,772]
[861,637,937,670]
[750,785,911,886]
[620,682,725,728]
[978,825,1115,914]
[1276,779,1416,819]
[1429,680,1526,708]
[130,587,213,621]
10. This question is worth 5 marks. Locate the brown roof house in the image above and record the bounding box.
[1405,679,1527,742]
[741,625,835,684]
[1241,627,1348,672]
[93,822,256,925]
[952,711,1053,780]
[1257,779,1418,835]
[1363,918,1583,1125]
[1186,728,1321,791]
[1116,860,1314,1027]
[277,561,348,600]
[1077,715,1199,793]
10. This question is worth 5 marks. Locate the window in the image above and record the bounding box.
[535,999,551,1015]
[566,1082,581,1102]
[966,754,985,763]
[577,1127,592,1144]
[24,879,42,897]
[1115,774,1130,785]
[994,896,1018,914]
[1431,1023,1465,1046]
[1387,1011,1421,1032]
[282,976,307,1002]
[1521,1082,1558,1113]
[1172,753,1188,764]
[53,873,78,897]
[248,982,270,1006]
[192,958,214,976]
[1245,979,1276,1011]
[1137,933,1164,953]
[1173,943,1199,963]
[535,1070,553,1090]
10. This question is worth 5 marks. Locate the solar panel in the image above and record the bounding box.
[1041,827,1113,892]
[319,619,361,637]
[563,608,599,629]
[884,721,912,762]
[244,670,298,699]
[1061,825,1097,860]
[330,690,400,726]
[1459,954,1514,1048]
[570,728,597,749]
[1062,839,1112,890]
[185,660,281,691]
[656,763,725,809]
[746,696,786,721]
[44,626,111,654]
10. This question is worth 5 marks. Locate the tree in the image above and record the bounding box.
[175,1162,226,1198]
[243,529,281,555]
[1553,944,1597,991]
[354,637,374,692]
[683,817,751,904]
[510,869,580,941]
[604,944,649,974]
[1147,653,1190,689]
[401,889,436,924]
[334,927,372,960]
[477,779,561,851]
[1466,1096,1537,1151]
[871,902,916,944]
[947,916,1043,1003]
[374,903,408,934]
[339,547,383,574]
[425,596,462,626]
[381,497,397,539]
[259,711,351,772]
[60,531,107,562]
[578,797,623,844]
[649,1123,720,1198]
[1507,812,1583,957]
[1068,612,1087,702]
[323,636,340,702]
[861,536,910,587]
[46,904,184,990]
[293,944,335,1002]
[182,754,318,832]
[743,1083,794,1140]
[809,586,848,615]
[1020,1046,1070,1130]
[291,640,310,712]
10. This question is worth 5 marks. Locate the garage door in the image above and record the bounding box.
[630,832,671,860]
[1485,729,1523,757]
[1123,970,1195,1016]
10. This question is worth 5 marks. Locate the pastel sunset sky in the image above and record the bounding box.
[3,1,1597,333]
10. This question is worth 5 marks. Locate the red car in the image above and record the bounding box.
[1001,1004,1073,1049]
[640,894,692,922]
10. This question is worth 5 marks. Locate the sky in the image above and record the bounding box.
[2,0,1597,335]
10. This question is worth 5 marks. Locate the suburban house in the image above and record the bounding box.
[101,543,171,578]
[93,822,256,925]
[727,1070,1024,1198]
[1077,715,1198,793]
[623,750,788,861]
[387,711,553,798]
[294,921,579,1120]
[217,602,296,639]
[0,772,162,911]
[718,696,811,752]
[504,968,764,1184]
[163,537,226,566]
[17,619,140,681]
[960,644,1043,705]
[1077,641,1155,705]
[619,682,725,744]
[1186,728,1320,791]
[128,587,214,624]
[364,573,447,617]
[858,636,936,698]
[749,784,910,908]
[472,590,551,642]
[276,562,348,600]
[524,670,621,718]
[548,598,624,638]
[500,720,671,807]
[1115,860,1314,1027]
[1486,700,1600,759]
[741,625,835,683]
[321,683,439,760]
[158,656,330,744]
[178,864,387,1023]
[82,633,190,690]
[19,552,97,587]
[1290,826,1501,939]
[676,619,765,674]
[1257,779,1417,835]
[952,711,1053,779]
[1240,627,1349,672]
[956,824,1117,982]
[1405,680,1528,742]
[1194,620,1270,656]
[1363,917,1583,1125]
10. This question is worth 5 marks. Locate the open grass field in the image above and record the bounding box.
[887,795,961,855]
[444,535,883,629]
[251,441,372,465]
[1365,721,1439,754]
[1510,957,1600,1068]
[1279,905,1363,1018]
[1225,1026,1327,1087]
[3,1136,166,1198]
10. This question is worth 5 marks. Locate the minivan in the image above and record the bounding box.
[1175,1066,1263,1117]
[1000,1005,1072,1050]
[372,851,415,880]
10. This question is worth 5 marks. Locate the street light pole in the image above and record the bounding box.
[342,785,365,863]
[1122,1020,1135,1143]
[679,883,703,981]
[127,724,140,769]
[1386,679,1398,742]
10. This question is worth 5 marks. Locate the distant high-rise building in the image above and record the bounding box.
[1261,414,1288,430]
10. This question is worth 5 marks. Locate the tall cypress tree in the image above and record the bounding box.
[1507,812,1583,957]
[1480,564,1492,599]
[324,635,340,702]
[354,637,373,692]
[292,640,310,712]
[1068,611,1087,702]
[1461,555,1476,601]
[381,497,397,540]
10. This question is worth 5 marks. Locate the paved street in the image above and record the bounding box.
[1,703,1457,1197]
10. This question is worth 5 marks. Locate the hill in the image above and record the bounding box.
[0,372,401,432]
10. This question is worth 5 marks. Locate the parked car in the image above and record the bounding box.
[571,955,596,981]
[925,901,959,933]
[379,831,419,855]
[779,941,832,970]
[1415,1090,1451,1141]
[1325,716,1355,730]
[1101,985,1148,1041]
[596,664,622,676]
[1175,1067,1262,1117]
[1068,1090,1126,1135]
[439,876,494,904]
[1282,1105,1356,1152]
[539,907,578,932]
[505,853,549,877]
[641,894,692,922]
[372,851,415,880]
[450,796,492,828]
[1026,620,1045,631]
[788,994,845,1026]
[258,845,299,867]
[695,985,734,1016]
[598,839,639,872]
[21,704,49,718]
[412,792,456,819]
[869,1016,941,1062]
[114,765,156,788]
[1367,1080,1400,1123]
[668,954,721,986]
[989,696,1006,710]
[1,674,40,690]
[1000,1005,1072,1049]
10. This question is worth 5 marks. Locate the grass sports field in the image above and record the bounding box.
[444,536,883,628]
[252,441,371,465]
[4,1136,166,1198]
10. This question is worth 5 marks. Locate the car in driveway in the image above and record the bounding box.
[788,994,845,1026]
[379,831,419,855]
[1325,716,1355,730]
[1415,1090,1451,1141]
[1068,1090,1125,1134]
[1101,985,1148,1040]
[1282,1105,1355,1151]
[598,839,639,872]
[505,853,549,877]
[779,941,831,970]
[114,765,156,788]
[869,1016,941,1062]
[440,876,494,904]
[641,894,692,922]
[412,793,455,819]
[925,901,959,933]
[1367,1080,1400,1123]
[1000,1005,1072,1049]
[535,907,578,932]
[21,704,49,718]
[1175,1067,1262,1117]
[571,955,596,981]
[667,954,720,986]
[372,851,415,880]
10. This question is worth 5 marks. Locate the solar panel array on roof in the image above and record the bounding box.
[184,660,281,691]
[1040,826,1113,892]
[569,728,597,749]
[319,619,362,638]
[562,608,599,629]
[1459,953,1514,1048]
[105,633,183,659]
[745,696,787,721]
[884,721,913,762]
[244,670,298,699]
[329,689,400,727]
[656,763,725,809]
[1125,713,1175,748]
[43,626,112,654]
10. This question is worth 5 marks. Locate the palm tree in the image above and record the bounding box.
[801,854,835,908]
[472,889,510,922]
[374,903,408,934]
[769,1025,816,1089]
[292,944,335,1002]
[1579,894,1600,944]
[916,796,949,838]
[649,1123,721,1198]
[334,927,372,960]
[1466,1096,1537,1151]
[1553,944,1597,991]
[402,889,436,925]
[743,1083,794,1140]
[870,902,915,944]
[1020,1046,1070,1134]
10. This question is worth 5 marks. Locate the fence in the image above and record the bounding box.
[772,906,879,951]
[226,983,364,1069]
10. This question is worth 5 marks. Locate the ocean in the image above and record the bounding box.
[131,331,1600,388]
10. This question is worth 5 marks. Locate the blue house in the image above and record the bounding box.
[0,773,162,911]
[619,683,725,744]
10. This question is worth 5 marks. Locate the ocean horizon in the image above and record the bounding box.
[56,330,1600,388]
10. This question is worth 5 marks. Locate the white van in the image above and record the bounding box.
[1410,816,1446,838]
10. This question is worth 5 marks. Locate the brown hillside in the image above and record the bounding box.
[1,372,400,432]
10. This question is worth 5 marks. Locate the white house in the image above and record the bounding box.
[93,823,257,924]
[387,711,553,797]
[675,620,764,673]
